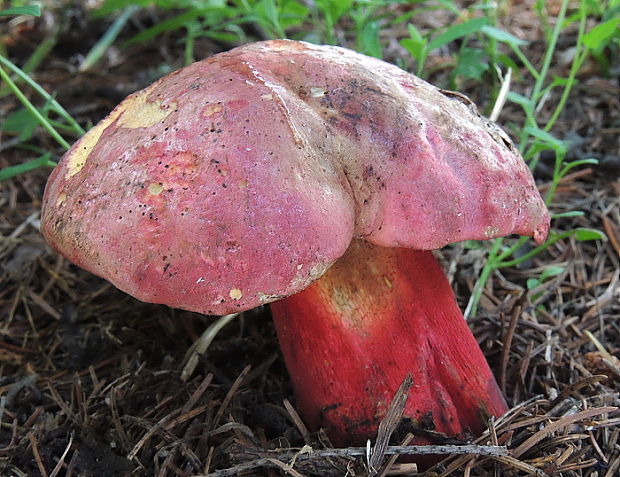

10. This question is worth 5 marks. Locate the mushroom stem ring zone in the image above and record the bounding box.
[41,40,550,458]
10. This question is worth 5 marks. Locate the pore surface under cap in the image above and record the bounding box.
[41,40,550,315]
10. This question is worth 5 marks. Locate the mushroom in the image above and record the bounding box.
[41,40,550,449]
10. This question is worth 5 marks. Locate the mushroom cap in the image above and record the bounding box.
[41,40,550,315]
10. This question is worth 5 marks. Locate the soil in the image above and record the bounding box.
[1,2,618,476]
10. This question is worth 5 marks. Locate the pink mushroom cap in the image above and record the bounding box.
[41,40,550,315]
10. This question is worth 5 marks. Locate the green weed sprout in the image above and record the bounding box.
[0,5,84,181]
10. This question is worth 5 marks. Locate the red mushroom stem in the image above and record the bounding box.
[270,239,508,446]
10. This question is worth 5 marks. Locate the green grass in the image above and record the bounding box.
[0,4,83,176]
[463,0,613,316]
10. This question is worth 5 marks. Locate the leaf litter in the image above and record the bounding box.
[1,2,618,476]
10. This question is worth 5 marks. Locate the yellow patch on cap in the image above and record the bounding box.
[484,225,500,238]
[65,83,174,178]
[267,39,306,52]
[203,104,223,117]
[229,288,243,300]
[65,106,124,178]
[117,88,176,128]
[56,192,67,206]
[148,183,164,195]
